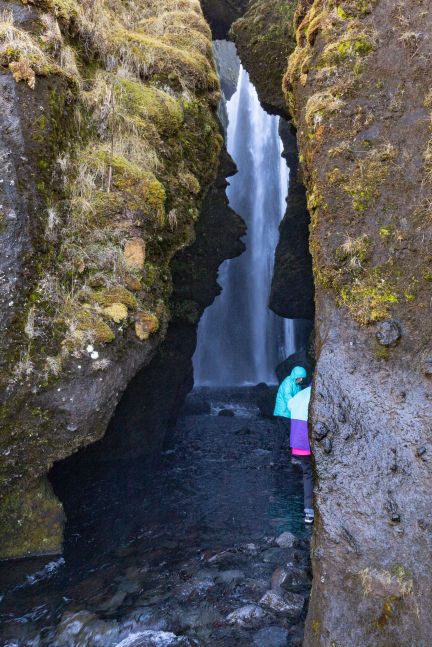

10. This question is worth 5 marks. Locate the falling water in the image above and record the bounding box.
[193,63,294,386]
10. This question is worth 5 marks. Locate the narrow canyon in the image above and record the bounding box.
[0,1,431,646]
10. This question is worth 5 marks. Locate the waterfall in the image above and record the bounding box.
[193,64,294,386]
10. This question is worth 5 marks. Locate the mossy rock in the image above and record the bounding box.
[92,286,138,310]
[135,311,159,340]
[103,303,128,323]
[0,478,64,560]
[75,310,116,344]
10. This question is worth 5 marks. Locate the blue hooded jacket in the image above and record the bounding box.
[273,366,307,418]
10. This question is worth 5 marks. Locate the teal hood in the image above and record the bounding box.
[290,366,307,380]
[273,365,307,418]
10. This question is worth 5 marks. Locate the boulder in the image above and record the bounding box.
[226,604,266,627]
[275,531,296,548]
[259,590,304,617]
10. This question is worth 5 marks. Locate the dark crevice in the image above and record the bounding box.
[200,0,250,39]
[270,120,315,322]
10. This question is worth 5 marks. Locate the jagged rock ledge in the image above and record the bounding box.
[0,0,236,559]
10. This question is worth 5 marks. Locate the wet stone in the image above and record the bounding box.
[416,446,427,458]
[0,388,310,646]
[259,589,304,617]
[218,408,235,417]
[272,565,290,590]
[226,604,266,627]
[275,531,296,548]
[118,578,144,594]
[215,569,245,584]
[314,422,329,441]
[375,319,401,347]
[261,547,287,563]
[175,576,215,600]
[279,566,311,592]
[54,611,120,646]
[115,630,190,647]
[322,437,333,454]
[127,608,168,631]
[96,589,128,612]
[253,626,289,647]
[177,604,223,630]
[424,358,432,377]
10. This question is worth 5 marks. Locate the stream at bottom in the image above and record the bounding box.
[0,388,311,647]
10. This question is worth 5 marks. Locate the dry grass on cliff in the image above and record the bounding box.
[2,0,221,377]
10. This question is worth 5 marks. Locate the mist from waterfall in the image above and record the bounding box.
[193,62,294,386]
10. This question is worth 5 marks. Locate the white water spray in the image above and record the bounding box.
[193,64,294,386]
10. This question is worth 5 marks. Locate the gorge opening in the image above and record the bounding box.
[0,35,315,647]
[194,43,294,387]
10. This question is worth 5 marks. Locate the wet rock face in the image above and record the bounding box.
[285,0,432,642]
[0,0,224,559]
[200,0,249,39]
[270,120,314,321]
[307,301,432,645]
[231,0,296,117]
[230,0,432,642]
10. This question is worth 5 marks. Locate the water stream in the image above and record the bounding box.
[0,391,310,646]
[193,62,294,387]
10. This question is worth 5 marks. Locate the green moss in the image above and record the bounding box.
[115,78,183,135]
[0,477,64,560]
[344,149,396,211]
[379,227,392,239]
[374,344,390,360]
[335,234,371,266]
[339,0,378,17]
[92,286,138,310]
[305,90,344,128]
[423,268,432,282]
[318,33,374,69]
[337,6,351,20]
[75,310,116,344]
[340,273,399,324]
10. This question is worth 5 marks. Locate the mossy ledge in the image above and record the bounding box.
[0,0,222,559]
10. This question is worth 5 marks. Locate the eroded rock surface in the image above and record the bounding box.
[0,0,227,558]
[285,1,432,643]
[231,0,432,643]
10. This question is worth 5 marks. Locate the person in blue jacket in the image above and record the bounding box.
[270,366,307,466]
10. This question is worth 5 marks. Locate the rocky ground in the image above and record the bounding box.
[0,389,311,646]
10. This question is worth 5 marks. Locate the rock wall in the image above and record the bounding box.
[0,0,226,559]
[231,0,314,324]
[287,1,432,644]
[60,148,245,464]
[231,0,296,116]
[271,119,314,321]
[200,0,249,39]
[231,0,432,643]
